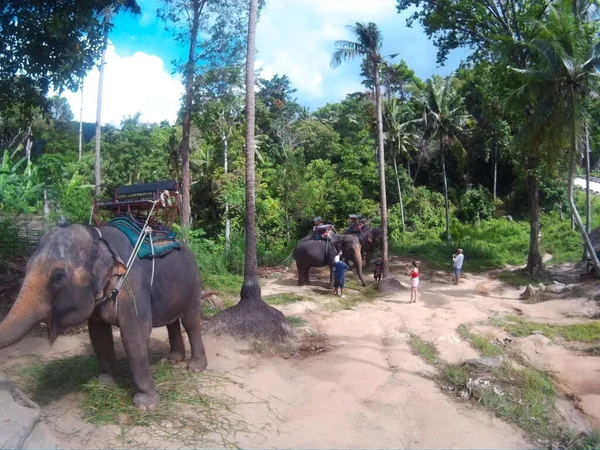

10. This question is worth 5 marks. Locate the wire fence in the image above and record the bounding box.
[0,214,47,271]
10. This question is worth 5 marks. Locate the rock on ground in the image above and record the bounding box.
[0,379,40,449]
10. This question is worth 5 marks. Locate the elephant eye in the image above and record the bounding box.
[50,270,67,286]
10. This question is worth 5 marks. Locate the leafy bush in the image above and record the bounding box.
[457,187,494,222]
[0,150,45,214]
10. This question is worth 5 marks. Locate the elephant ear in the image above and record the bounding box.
[92,238,127,301]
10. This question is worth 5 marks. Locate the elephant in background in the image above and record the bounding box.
[0,224,207,410]
[344,224,383,268]
[294,234,366,287]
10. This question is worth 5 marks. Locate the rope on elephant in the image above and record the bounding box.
[95,195,166,313]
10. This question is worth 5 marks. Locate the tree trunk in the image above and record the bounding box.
[78,81,84,162]
[493,144,497,202]
[525,157,544,275]
[374,65,391,278]
[585,124,591,234]
[95,16,109,197]
[208,0,291,343]
[393,156,405,229]
[180,0,203,242]
[25,125,32,176]
[569,113,600,273]
[441,138,450,242]
[223,130,231,253]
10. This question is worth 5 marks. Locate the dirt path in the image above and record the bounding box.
[2,260,600,448]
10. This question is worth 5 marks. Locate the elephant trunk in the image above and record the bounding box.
[354,245,367,286]
[0,273,50,349]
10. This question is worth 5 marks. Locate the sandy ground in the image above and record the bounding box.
[2,258,600,449]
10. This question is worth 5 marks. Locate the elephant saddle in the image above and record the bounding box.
[109,214,181,259]
[346,221,365,234]
[313,224,334,240]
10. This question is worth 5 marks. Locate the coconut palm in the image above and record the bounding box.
[407,75,474,242]
[208,0,291,343]
[94,0,141,197]
[385,98,419,229]
[331,22,395,280]
[511,0,600,271]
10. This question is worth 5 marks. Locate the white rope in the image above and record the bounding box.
[149,229,155,288]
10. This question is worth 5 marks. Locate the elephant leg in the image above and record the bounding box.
[88,318,117,385]
[304,266,311,285]
[181,305,208,372]
[297,264,305,286]
[167,320,186,362]
[365,251,372,269]
[120,323,159,411]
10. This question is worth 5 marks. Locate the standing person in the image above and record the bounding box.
[374,255,382,283]
[333,257,350,297]
[453,248,464,285]
[406,261,419,303]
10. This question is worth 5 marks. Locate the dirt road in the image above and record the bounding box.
[1,259,599,448]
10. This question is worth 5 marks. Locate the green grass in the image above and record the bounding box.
[457,324,504,357]
[263,292,306,305]
[391,219,530,272]
[408,334,441,366]
[286,316,307,327]
[411,330,568,442]
[492,315,600,342]
[20,355,244,446]
[326,283,379,311]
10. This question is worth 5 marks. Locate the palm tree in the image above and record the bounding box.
[385,98,419,229]
[331,22,395,281]
[208,0,290,343]
[512,0,600,272]
[94,0,141,197]
[407,75,474,241]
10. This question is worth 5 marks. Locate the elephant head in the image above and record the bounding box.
[333,234,366,286]
[0,225,126,349]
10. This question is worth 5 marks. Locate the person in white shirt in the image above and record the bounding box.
[452,248,464,285]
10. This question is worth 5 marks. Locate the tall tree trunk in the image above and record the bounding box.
[25,125,32,176]
[180,0,203,242]
[525,157,544,275]
[222,127,231,253]
[441,138,450,242]
[78,81,84,162]
[585,124,591,234]
[393,156,405,229]
[493,144,497,202]
[374,65,391,278]
[208,0,290,343]
[241,0,260,300]
[569,111,600,273]
[95,16,109,197]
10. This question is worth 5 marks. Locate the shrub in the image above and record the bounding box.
[457,187,494,222]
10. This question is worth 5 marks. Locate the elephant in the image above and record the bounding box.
[0,223,207,411]
[294,233,366,287]
[344,224,383,268]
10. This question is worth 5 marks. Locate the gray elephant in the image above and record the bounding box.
[0,224,207,411]
[344,224,383,268]
[294,234,366,287]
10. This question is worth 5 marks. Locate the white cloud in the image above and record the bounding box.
[255,0,466,110]
[63,43,184,127]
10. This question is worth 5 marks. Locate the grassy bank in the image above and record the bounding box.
[408,330,598,447]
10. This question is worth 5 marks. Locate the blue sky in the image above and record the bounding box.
[65,0,467,125]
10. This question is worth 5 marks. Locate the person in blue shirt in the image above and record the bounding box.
[333,257,350,297]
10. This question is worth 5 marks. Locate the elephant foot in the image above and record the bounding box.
[187,356,208,372]
[168,350,186,363]
[133,391,159,411]
[98,374,116,386]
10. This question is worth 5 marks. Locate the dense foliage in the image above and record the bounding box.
[1,0,600,284]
